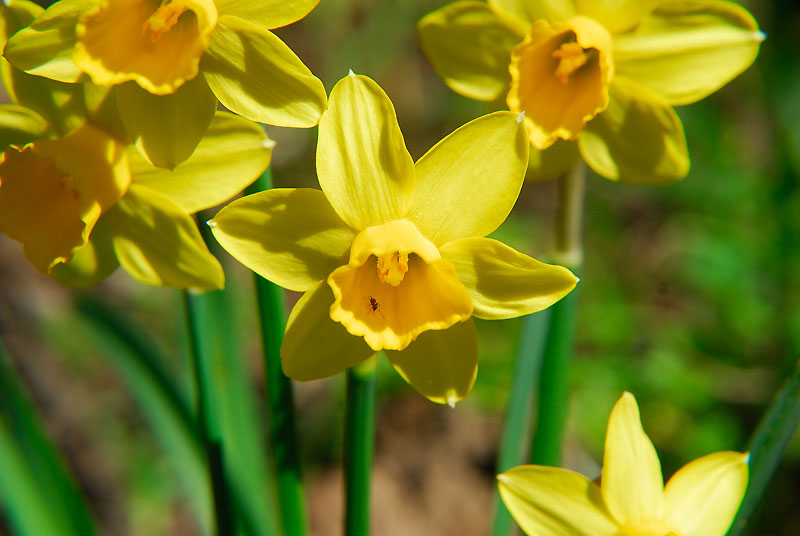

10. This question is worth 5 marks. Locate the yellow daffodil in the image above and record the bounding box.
[499,392,749,536]
[419,0,763,183]
[0,99,273,289]
[210,73,578,404]
[4,0,326,167]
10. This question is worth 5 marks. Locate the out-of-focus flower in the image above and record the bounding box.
[4,0,326,167]
[211,72,577,405]
[419,0,763,183]
[499,392,749,536]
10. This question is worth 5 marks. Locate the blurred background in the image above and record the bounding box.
[0,0,798,534]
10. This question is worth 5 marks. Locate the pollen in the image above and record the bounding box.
[377,251,408,287]
[551,41,591,85]
[142,0,189,43]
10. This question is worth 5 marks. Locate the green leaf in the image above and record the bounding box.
[0,340,98,536]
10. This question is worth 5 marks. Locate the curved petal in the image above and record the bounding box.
[0,145,84,273]
[105,184,224,290]
[49,217,118,287]
[130,112,272,212]
[407,111,528,245]
[418,2,526,102]
[488,0,575,25]
[384,318,477,406]
[602,392,664,526]
[215,0,320,30]
[316,73,415,230]
[0,104,48,150]
[117,75,216,169]
[202,15,327,128]
[614,0,763,105]
[579,77,689,183]
[440,238,577,319]
[497,465,617,536]
[210,188,355,292]
[281,281,375,381]
[3,0,92,83]
[73,0,216,94]
[575,0,657,34]
[663,451,748,536]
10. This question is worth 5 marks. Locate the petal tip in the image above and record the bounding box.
[497,473,510,484]
[516,111,525,123]
[262,139,277,149]
[447,391,458,408]
[206,219,217,228]
[755,31,767,42]
[348,68,356,76]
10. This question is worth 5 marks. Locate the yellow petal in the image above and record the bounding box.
[281,281,376,381]
[508,16,613,149]
[440,237,577,319]
[0,145,84,272]
[407,111,529,245]
[497,465,617,535]
[105,184,224,289]
[602,392,665,526]
[215,0,320,30]
[488,0,575,25]
[130,111,271,211]
[316,73,415,230]
[575,0,657,34]
[663,451,749,536]
[32,121,131,235]
[202,14,327,127]
[418,1,526,102]
[526,138,581,181]
[328,219,472,351]
[49,218,119,287]
[578,77,689,183]
[73,0,216,94]
[384,319,478,405]
[210,188,354,292]
[3,0,91,83]
[117,75,216,169]
[0,104,48,150]
[614,0,763,105]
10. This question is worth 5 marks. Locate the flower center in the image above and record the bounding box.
[377,251,408,286]
[552,41,596,84]
[143,1,189,42]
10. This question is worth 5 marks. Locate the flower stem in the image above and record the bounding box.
[530,163,585,466]
[490,310,551,536]
[246,168,309,536]
[344,355,378,536]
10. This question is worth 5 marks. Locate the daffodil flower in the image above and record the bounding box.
[419,0,763,183]
[0,102,273,289]
[499,392,749,536]
[210,73,578,404]
[4,0,326,167]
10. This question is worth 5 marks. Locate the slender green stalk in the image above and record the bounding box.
[490,310,551,536]
[344,356,378,536]
[728,357,800,536]
[246,168,308,536]
[529,163,585,466]
[183,289,237,536]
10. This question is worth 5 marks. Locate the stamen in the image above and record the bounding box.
[552,41,590,85]
[376,251,408,287]
[142,0,189,43]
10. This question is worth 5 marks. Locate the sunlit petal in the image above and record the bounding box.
[489,0,575,25]
[575,0,657,34]
[215,0,320,30]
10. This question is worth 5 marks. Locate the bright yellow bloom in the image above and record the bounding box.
[211,73,578,404]
[499,392,749,536]
[4,0,326,167]
[419,0,763,183]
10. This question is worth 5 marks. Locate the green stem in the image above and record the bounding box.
[728,357,800,536]
[246,169,308,536]
[530,163,585,466]
[344,356,378,536]
[183,289,236,536]
[490,310,551,536]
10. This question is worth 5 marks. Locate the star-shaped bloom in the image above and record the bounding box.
[211,73,578,404]
[4,0,326,167]
[499,392,749,536]
[419,0,763,183]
